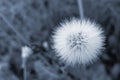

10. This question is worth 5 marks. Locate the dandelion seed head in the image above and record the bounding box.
[53,18,105,65]
[21,46,33,58]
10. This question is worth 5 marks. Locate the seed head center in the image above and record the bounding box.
[68,33,87,49]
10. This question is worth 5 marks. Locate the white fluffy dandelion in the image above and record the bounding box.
[21,46,33,59]
[53,18,105,65]
[21,46,33,80]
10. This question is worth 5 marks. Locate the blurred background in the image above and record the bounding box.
[0,0,120,80]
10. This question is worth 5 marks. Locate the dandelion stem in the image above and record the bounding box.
[22,58,27,80]
[0,13,30,46]
[77,0,84,19]
[21,46,32,80]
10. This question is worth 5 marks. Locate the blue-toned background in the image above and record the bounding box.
[0,0,120,80]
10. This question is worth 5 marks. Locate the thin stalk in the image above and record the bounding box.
[0,13,30,46]
[77,0,84,19]
[22,58,27,80]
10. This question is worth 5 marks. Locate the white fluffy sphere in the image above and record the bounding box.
[53,18,105,65]
[21,46,33,58]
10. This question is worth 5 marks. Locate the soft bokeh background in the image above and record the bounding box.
[0,0,120,80]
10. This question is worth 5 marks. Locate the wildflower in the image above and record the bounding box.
[21,46,33,80]
[53,18,105,65]
[21,46,33,59]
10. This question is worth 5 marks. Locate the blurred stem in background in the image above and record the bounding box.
[0,13,30,46]
[21,46,33,80]
[77,0,84,19]
[22,58,27,80]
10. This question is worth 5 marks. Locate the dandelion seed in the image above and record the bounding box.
[53,18,105,65]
